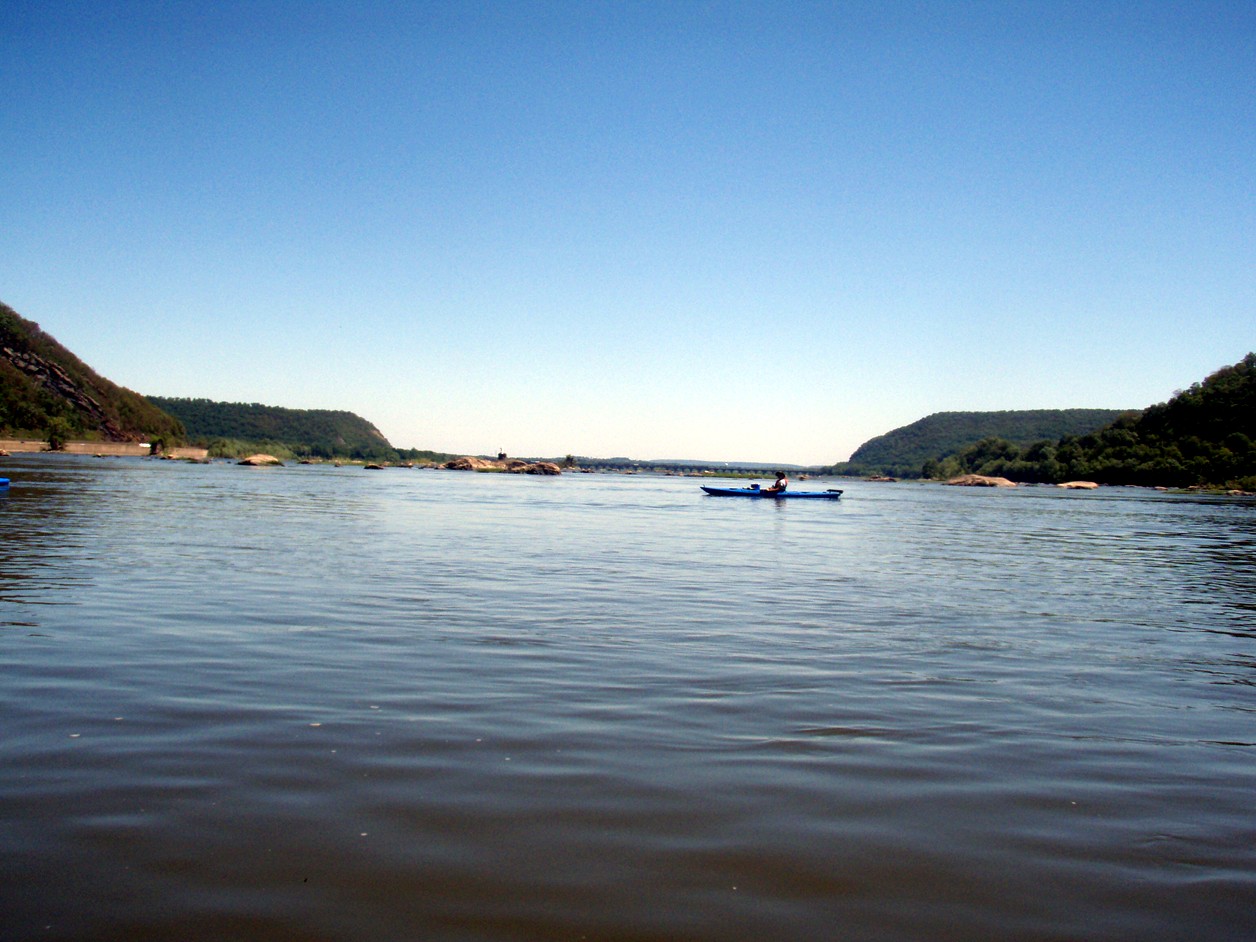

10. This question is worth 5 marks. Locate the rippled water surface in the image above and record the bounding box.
[2,455,1254,940]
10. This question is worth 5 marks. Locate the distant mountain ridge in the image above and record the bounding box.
[0,301,185,444]
[147,397,397,462]
[833,409,1130,478]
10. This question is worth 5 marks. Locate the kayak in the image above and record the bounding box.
[0,478,8,489]
[701,485,842,499]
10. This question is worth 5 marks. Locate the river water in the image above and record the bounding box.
[1,455,1253,941]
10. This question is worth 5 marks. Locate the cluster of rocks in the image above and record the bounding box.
[443,457,562,475]
[231,455,563,474]
[945,474,1104,489]
[443,456,498,471]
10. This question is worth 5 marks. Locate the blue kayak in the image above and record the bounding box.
[701,485,842,499]
[0,478,8,490]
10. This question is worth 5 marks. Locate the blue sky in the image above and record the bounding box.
[2,1,1252,464]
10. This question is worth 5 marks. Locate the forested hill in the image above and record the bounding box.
[1,301,186,444]
[148,397,397,461]
[929,353,1256,489]
[833,409,1129,478]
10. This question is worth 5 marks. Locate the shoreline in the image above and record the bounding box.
[0,438,208,459]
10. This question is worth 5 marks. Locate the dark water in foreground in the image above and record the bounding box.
[1,455,1253,941]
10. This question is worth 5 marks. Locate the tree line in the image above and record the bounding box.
[922,354,1256,489]
[829,409,1130,479]
[147,397,403,461]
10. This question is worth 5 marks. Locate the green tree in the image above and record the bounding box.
[46,416,72,450]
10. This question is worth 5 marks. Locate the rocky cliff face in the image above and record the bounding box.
[1,342,129,440]
[1,301,184,443]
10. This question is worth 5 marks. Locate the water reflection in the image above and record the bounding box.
[1,458,1254,941]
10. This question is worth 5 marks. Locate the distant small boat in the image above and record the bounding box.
[701,485,842,500]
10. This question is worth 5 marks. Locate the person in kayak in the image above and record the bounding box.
[764,472,789,494]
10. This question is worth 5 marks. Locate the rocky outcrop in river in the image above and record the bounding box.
[945,474,1017,487]
[443,456,562,474]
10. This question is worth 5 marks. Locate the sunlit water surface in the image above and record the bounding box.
[1,455,1253,941]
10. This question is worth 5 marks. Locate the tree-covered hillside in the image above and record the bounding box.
[926,354,1256,489]
[831,409,1129,478]
[148,397,398,461]
[1,301,186,444]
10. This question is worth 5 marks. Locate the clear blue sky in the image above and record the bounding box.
[2,1,1252,464]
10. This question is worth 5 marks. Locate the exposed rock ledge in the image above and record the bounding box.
[2,344,127,440]
[1058,481,1099,489]
[945,474,1017,487]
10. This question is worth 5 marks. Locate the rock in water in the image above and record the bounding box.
[238,454,283,466]
[518,462,562,475]
[443,456,497,470]
[945,474,1017,487]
